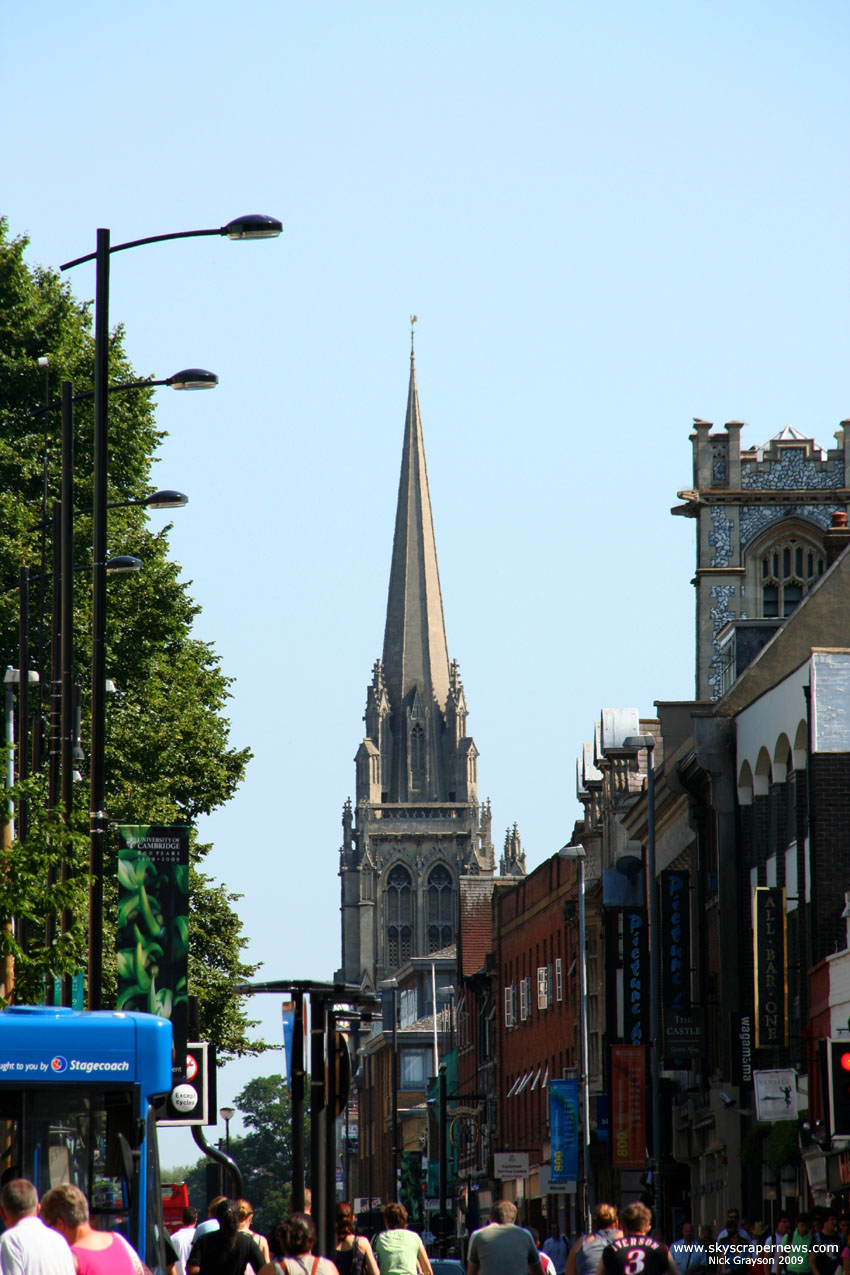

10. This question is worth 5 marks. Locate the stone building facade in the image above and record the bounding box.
[673,420,850,700]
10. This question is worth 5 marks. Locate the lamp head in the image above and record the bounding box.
[106,555,142,575]
[166,368,218,391]
[222,214,283,240]
[144,489,189,510]
[558,843,586,860]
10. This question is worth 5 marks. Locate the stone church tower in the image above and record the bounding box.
[339,350,503,991]
[673,418,850,700]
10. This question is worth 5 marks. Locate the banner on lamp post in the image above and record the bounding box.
[610,1045,646,1169]
[549,1078,579,1183]
[282,1001,296,1087]
[117,825,189,1084]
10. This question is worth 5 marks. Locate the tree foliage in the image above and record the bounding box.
[0,219,261,1055]
[167,1073,306,1239]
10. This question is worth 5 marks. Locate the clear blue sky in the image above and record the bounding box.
[3,1,848,1168]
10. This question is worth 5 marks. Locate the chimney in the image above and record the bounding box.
[825,510,850,567]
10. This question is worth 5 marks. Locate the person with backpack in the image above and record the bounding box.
[334,1203,379,1275]
[260,1214,339,1275]
[187,1198,265,1274]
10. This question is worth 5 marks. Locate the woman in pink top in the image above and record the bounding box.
[41,1183,146,1274]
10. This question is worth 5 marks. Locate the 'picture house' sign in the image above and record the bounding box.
[660,870,691,1013]
[622,910,647,1046]
[753,887,788,1049]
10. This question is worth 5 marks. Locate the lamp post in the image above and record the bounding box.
[220,1106,236,1157]
[62,216,280,1010]
[559,843,591,1233]
[27,373,191,1004]
[623,734,661,1227]
[379,977,400,1203]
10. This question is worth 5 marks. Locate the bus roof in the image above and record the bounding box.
[0,1007,172,1097]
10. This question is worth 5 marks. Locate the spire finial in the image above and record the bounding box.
[410,314,417,357]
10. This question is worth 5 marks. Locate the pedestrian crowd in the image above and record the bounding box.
[3,1178,848,1275]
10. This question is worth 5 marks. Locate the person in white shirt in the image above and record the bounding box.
[170,1206,199,1275]
[0,1178,76,1275]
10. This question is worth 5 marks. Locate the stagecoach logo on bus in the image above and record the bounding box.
[0,1055,130,1075]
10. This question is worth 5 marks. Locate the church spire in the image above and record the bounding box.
[381,347,451,722]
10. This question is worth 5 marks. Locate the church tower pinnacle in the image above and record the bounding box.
[380,350,451,800]
[339,344,498,991]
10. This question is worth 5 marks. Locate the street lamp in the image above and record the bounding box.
[623,733,661,1227]
[61,215,280,1010]
[559,843,591,1233]
[220,1106,236,1156]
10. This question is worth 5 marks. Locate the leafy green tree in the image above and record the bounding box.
[235,1074,305,1236]
[0,219,261,1055]
[166,1073,306,1239]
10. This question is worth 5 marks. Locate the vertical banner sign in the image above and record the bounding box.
[610,1045,646,1169]
[730,1013,753,1087]
[753,887,788,1049]
[282,1001,296,1088]
[660,870,691,1013]
[550,1078,580,1182]
[622,909,648,1046]
[117,825,190,1084]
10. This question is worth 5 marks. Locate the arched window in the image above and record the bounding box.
[410,724,426,776]
[386,865,413,969]
[427,864,454,953]
[760,536,824,618]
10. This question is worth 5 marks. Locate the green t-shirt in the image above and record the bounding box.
[375,1229,422,1275]
[785,1230,811,1273]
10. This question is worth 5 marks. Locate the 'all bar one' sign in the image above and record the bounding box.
[753,887,788,1049]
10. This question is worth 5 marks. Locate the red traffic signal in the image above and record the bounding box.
[828,1040,850,1136]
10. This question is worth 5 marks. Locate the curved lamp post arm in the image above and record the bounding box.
[59,214,282,271]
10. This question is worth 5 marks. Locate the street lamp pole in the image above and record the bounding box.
[220,1106,236,1157]
[62,215,280,1010]
[624,734,662,1227]
[559,843,591,1233]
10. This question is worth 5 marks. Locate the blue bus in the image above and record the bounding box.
[0,1005,172,1271]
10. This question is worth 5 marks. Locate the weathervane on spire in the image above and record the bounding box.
[410,314,417,355]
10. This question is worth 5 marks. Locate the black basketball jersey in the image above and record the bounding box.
[602,1235,671,1275]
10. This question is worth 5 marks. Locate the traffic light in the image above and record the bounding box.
[334,1031,352,1115]
[828,1040,850,1135]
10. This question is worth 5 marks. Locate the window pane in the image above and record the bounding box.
[784,585,803,616]
[763,585,779,618]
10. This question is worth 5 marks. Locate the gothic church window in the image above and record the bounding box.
[427,864,454,953]
[386,865,413,968]
[760,536,824,618]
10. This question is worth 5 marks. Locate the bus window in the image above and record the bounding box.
[0,1087,135,1237]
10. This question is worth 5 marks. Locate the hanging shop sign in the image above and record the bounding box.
[753,887,788,1049]
[660,870,691,1013]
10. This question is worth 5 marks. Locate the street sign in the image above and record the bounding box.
[494,1151,529,1179]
